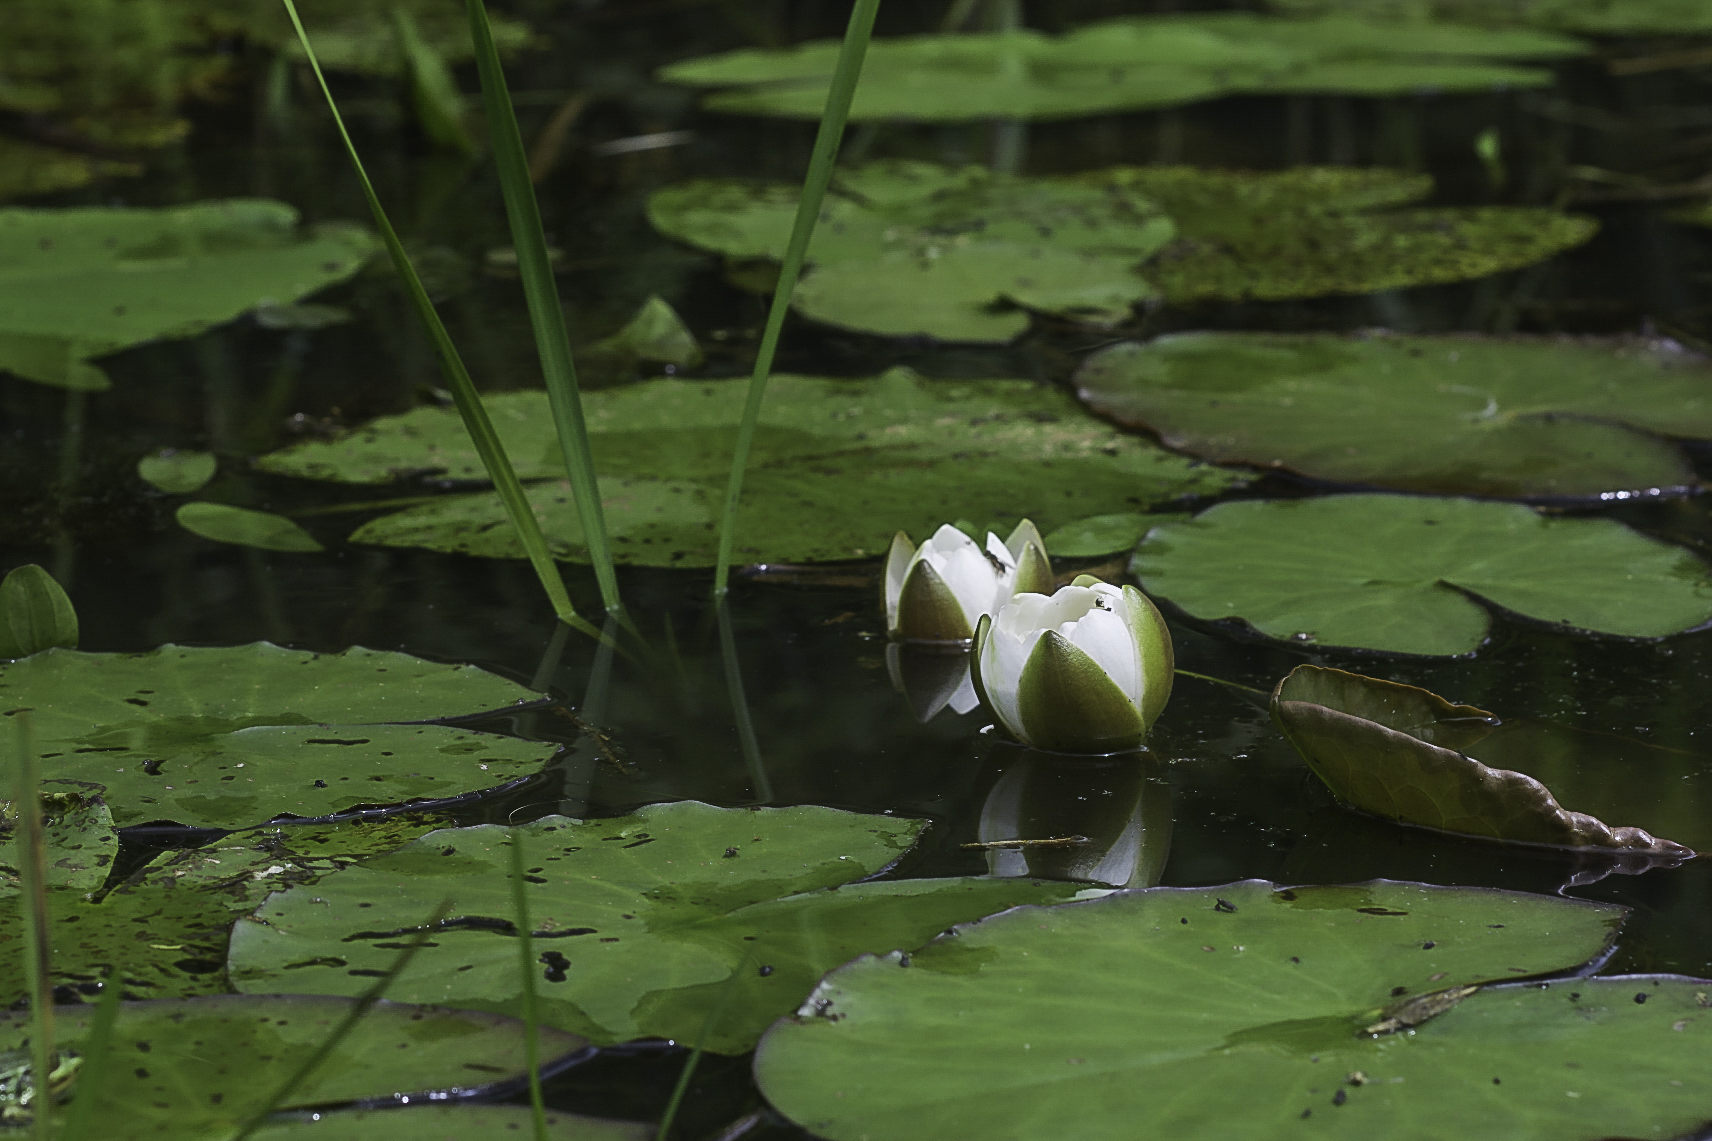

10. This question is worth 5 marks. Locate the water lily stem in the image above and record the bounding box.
[1174,668,1269,698]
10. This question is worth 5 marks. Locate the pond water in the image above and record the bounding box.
[6,2,1712,1138]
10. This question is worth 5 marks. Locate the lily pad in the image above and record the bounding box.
[652,166,1594,339]
[256,369,1243,567]
[1271,665,1695,857]
[137,449,217,495]
[0,786,114,898]
[650,161,1174,341]
[0,995,589,1139]
[0,643,550,828]
[0,809,448,1005]
[1129,495,1712,655]
[1076,332,1712,498]
[1041,513,1158,557]
[0,563,78,658]
[1268,0,1712,36]
[755,880,1643,1141]
[661,13,1584,121]
[229,801,1089,1053]
[175,502,325,553]
[251,1106,651,1141]
[0,200,375,391]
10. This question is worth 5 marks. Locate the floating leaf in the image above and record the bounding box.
[0,995,588,1139]
[0,643,549,828]
[0,785,114,898]
[256,369,1243,566]
[661,13,1584,121]
[251,1106,651,1141]
[1093,168,1595,302]
[0,200,374,391]
[1041,513,1158,557]
[137,449,218,495]
[652,166,1593,339]
[0,809,447,1004]
[0,563,78,658]
[591,294,703,370]
[1271,665,1695,858]
[650,161,1173,341]
[175,502,324,553]
[229,802,1087,1053]
[756,880,1640,1141]
[1077,332,1712,498]
[1267,0,1712,37]
[1130,495,1712,655]
[0,138,139,203]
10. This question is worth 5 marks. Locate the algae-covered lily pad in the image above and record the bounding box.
[257,369,1243,566]
[0,995,589,1138]
[1271,665,1695,857]
[1267,0,1712,37]
[0,200,374,391]
[1076,332,1712,499]
[0,808,449,1005]
[651,165,1593,339]
[662,13,1583,121]
[1130,495,1712,655]
[650,160,1173,341]
[229,802,1089,1053]
[1095,167,1595,302]
[251,1106,651,1141]
[755,880,1653,1141]
[0,643,550,828]
[0,786,114,897]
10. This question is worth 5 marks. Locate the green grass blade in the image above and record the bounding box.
[504,829,549,1141]
[466,0,620,615]
[716,602,773,804]
[57,966,122,1141]
[281,0,596,638]
[710,0,880,596]
[10,712,54,1141]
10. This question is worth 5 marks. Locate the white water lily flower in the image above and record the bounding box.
[883,520,1053,643]
[972,574,1173,754]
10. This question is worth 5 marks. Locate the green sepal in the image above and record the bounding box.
[895,559,976,643]
[1015,630,1147,754]
[1122,585,1174,730]
[970,613,997,724]
[0,564,79,659]
[1012,540,1055,597]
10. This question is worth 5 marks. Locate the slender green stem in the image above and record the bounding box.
[466,0,621,614]
[655,946,754,1141]
[711,0,880,596]
[226,900,453,1141]
[281,0,596,638]
[716,602,773,804]
[1174,668,1269,698]
[11,713,53,1141]
[58,968,122,1141]
[504,830,549,1141]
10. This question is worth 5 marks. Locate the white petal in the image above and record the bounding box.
[884,531,916,629]
[978,608,1041,743]
[1067,607,1141,703]
[933,543,1001,631]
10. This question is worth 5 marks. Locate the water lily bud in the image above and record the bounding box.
[883,520,1053,643]
[971,575,1173,754]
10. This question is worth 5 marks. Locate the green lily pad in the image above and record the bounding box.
[755,880,1637,1141]
[175,502,324,553]
[1076,332,1712,498]
[256,369,1243,567]
[1041,513,1158,557]
[0,643,550,828]
[1130,495,1712,655]
[137,450,217,495]
[0,785,114,898]
[1271,665,1696,857]
[0,808,447,1005]
[650,161,1174,341]
[0,995,589,1139]
[229,802,1089,1053]
[0,138,139,203]
[251,1106,651,1141]
[1268,0,1712,36]
[0,200,375,391]
[0,563,78,658]
[661,13,1584,121]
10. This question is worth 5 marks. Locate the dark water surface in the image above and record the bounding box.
[6,2,1712,1136]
